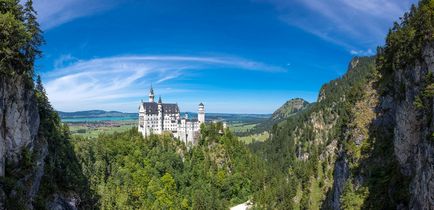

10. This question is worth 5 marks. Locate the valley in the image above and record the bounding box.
[60,110,272,141]
[0,0,433,209]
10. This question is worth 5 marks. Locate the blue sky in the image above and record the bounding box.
[34,0,417,113]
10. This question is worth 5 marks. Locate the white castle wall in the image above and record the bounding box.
[138,88,204,144]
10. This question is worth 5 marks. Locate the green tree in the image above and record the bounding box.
[23,0,43,74]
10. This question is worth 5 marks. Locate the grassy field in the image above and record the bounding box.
[237,131,269,144]
[229,123,258,133]
[69,121,136,138]
[64,113,271,141]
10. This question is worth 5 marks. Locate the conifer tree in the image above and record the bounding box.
[23,0,43,75]
[35,74,45,93]
[0,0,28,74]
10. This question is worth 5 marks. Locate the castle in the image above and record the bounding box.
[138,87,205,144]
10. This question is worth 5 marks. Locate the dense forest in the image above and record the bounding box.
[72,124,266,209]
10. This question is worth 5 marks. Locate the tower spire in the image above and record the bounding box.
[149,85,155,102]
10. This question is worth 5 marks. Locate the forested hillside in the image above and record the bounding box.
[251,0,434,209]
[251,98,310,135]
[251,56,377,209]
[72,124,267,209]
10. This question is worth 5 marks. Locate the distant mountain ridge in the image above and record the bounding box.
[269,98,310,122]
[58,110,271,124]
[58,110,137,118]
[251,98,310,134]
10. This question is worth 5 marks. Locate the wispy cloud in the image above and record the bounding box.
[258,0,417,53]
[350,48,374,56]
[44,55,285,112]
[33,0,118,30]
[53,54,78,68]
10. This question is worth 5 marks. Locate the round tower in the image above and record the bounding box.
[198,102,205,124]
[149,86,155,102]
[157,96,163,132]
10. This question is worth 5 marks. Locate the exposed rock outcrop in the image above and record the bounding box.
[388,44,434,209]
[0,75,48,209]
[46,192,80,210]
[326,151,349,210]
[0,74,91,209]
[0,75,39,176]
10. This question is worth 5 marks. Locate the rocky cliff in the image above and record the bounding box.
[0,75,45,209]
[382,42,434,209]
[0,74,93,209]
[373,1,434,207]
[0,75,40,177]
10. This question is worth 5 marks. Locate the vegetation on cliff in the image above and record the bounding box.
[250,0,434,209]
[0,1,94,209]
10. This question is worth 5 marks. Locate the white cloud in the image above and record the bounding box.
[44,55,285,112]
[258,0,417,51]
[53,54,78,68]
[33,0,118,30]
[350,48,374,56]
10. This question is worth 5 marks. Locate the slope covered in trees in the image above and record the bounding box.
[251,98,310,134]
[250,0,434,209]
[72,124,269,209]
[250,56,377,209]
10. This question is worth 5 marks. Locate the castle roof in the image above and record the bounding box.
[149,86,154,95]
[199,102,204,106]
[142,102,179,114]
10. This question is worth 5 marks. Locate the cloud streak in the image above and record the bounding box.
[44,55,285,112]
[33,0,118,30]
[258,0,417,53]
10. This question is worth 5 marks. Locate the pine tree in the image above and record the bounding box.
[0,0,28,74]
[23,0,44,75]
[35,74,45,93]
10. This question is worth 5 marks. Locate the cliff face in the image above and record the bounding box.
[387,43,434,209]
[0,75,40,177]
[0,75,91,209]
[300,43,434,209]
[0,75,49,209]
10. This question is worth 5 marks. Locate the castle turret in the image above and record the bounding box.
[149,86,155,102]
[198,102,205,124]
[157,96,163,132]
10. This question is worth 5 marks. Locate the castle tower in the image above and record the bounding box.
[149,86,155,102]
[198,102,205,124]
[157,96,163,132]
